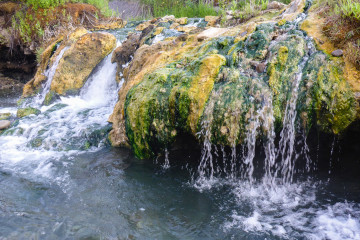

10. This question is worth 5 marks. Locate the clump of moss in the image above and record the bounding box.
[299,52,357,134]
[17,107,41,118]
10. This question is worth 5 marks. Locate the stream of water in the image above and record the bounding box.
[1,15,360,239]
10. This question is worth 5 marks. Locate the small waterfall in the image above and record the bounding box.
[0,46,120,184]
[34,46,70,106]
[192,1,317,188]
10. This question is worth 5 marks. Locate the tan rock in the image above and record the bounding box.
[0,120,10,130]
[281,0,306,21]
[135,21,151,31]
[175,26,197,33]
[197,28,228,40]
[170,22,180,29]
[161,15,175,22]
[175,17,188,25]
[205,16,220,27]
[22,28,88,97]
[154,27,165,35]
[50,32,116,95]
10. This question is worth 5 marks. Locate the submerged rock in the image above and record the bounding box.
[17,107,41,118]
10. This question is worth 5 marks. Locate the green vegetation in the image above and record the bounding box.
[18,0,113,16]
[140,0,217,18]
[335,0,360,21]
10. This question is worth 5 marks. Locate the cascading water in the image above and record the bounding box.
[0,13,359,240]
[33,46,70,106]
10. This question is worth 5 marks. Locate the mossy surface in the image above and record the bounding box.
[0,113,11,120]
[123,19,359,159]
[299,53,357,134]
[17,107,41,118]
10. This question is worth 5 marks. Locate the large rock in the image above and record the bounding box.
[108,0,358,160]
[0,120,10,130]
[50,32,116,95]
[22,28,88,97]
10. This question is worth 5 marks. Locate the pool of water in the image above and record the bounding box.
[0,107,360,240]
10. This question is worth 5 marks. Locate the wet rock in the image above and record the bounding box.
[205,16,220,27]
[111,25,155,82]
[331,49,344,57]
[175,17,188,25]
[0,113,11,120]
[17,107,41,118]
[175,26,197,33]
[154,27,165,35]
[135,21,151,31]
[23,28,87,97]
[112,33,141,66]
[170,22,180,29]
[50,32,116,95]
[161,15,175,22]
[197,28,228,40]
[0,120,10,130]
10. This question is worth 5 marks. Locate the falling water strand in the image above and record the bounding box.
[194,119,216,189]
[276,52,309,184]
[243,105,259,183]
[302,132,312,173]
[34,46,70,106]
[329,136,336,175]
[162,148,170,169]
[261,95,276,187]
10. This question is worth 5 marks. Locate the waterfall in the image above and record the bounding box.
[0,46,120,183]
[193,1,318,188]
[33,46,70,106]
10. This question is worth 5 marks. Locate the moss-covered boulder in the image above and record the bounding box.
[17,107,41,118]
[108,0,358,159]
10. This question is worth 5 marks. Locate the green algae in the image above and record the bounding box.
[17,107,41,118]
[299,53,357,134]
[123,20,359,159]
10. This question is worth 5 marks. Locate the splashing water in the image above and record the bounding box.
[0,50,119,187]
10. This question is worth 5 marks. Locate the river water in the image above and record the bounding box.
[1,17,360,240]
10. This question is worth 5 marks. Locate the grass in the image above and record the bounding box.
[139,0,217,18]
[335,0,360,21]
